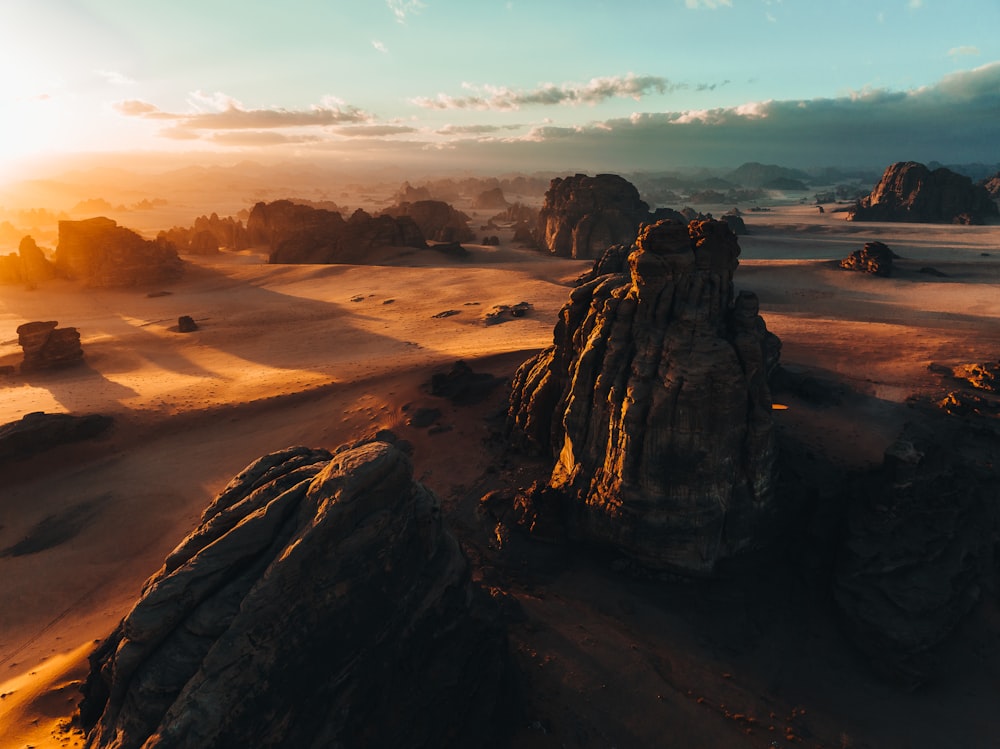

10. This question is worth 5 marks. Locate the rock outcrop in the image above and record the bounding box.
[472,187,509,210]
[55,217,183,287]
[534,174,654,259]
[0,236,56,285]
[380,200,475,243]
[17,321,84,371]
[834,416,999,685]
[980,172,1000,200]
[839,240,896,276]
[79,440,513,749]
[247,201,427,264]
[508,219,783,575]
[159,214,249,254]
[848,161,999,224]
[0,411,113,461]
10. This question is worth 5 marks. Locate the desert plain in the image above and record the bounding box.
[1,198,999,749]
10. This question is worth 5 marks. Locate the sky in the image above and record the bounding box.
[2,0,999,180]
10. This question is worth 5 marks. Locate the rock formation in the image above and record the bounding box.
[839,240,896,276]
[247,201,427,264]
[159,214,249,254]
[508,219,783,575]
[848,161,999,224]
[980,172,1000,200]
[472,187,509,210]
[834,415,999,685]
[491,202,538,227]
[380,200,474,243]
[0,412,113,461]
[0,236,56,285]
[17,321,84,371]
[534,174,654,259]
[80,440,513,749]
[55,217,183,287]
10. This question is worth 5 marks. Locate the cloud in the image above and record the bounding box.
[948,45,981,59]
[332,124,419,137]
[114,93,372,141]
[372,40,388,54]
[435,123,522,135]
[410,73,709,110]
[684,0,732,8]
[96,70,135,86]
[387,0,425,23]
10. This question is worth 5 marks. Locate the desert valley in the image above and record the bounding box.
[0,161,999,749]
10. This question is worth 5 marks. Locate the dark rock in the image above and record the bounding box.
[481,235,500,246]
[407,406,442,428]
[848,161,999,224]
[721,212,747,235]
[917,266,948,278]
[574,243,632,285]
[431,241,470,258]
[951,361,1000,392]
[472,187,509,210]
[834,418,1000,686]
[507,219,783,575]
[177,315,198,333]
[483,302,532,325]
[17,321,84,371]
[79,442,514,749]
[980,172,1000,199]
[0,411,113,461]
[839,241,895,276]
[55,217,183,287]
[432,309,460,318]
[381,200,474,244]
[430,360,503,405]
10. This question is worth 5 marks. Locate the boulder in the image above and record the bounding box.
[507,219,783,575]
[177,315,198,333]
[0,411,113,461]
[17,321,84,371]
[848,161,999,224]
[79,441,514,749]
[55,217,183,287]
[534,174,654,259]
[839,240,896,276]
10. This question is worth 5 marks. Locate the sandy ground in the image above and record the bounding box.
[1,206,999,748]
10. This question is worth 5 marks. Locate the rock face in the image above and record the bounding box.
[839,240,896,276]
[17,321,84,371]
[848,161,999,224]
[508,219,783,574]
[535,174,655,259]
[159,214,249,254]
[380,200,475,243]
[55,218,183,287]
[0,236,56,285]
[834,417,999,685]
[0,412,113,461]
[79,441,512,749]
[247,201,427,264]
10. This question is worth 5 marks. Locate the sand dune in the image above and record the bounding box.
[1,209,999,748]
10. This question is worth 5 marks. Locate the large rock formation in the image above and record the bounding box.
[472,187,509,210]
[55,217,183,287]
[508,219,783,574]
[834,415,999,685]
[247,201,426,264]
[0,236,56,285]
[17,321,84,371]
[0,411,113,461]
[534,174,654,259]
[159,214,249,255]
[839,240,896,276]
[79,440,513,749]
[848,161,999,224]
[380,200,475,243]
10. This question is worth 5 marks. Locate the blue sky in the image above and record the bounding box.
[2,0,999,176]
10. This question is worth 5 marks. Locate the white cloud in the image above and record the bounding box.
[372,40,388,54]
[411,73,720,110]
[684,0,732,8]
[948,45,980,59]
[387,0,426,23]
[96,69,135,86]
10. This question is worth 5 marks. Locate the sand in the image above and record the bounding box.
[1,205,999,748]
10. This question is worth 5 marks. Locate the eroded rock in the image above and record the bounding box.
[508,219,783,575]
[80,441,513,749]
[17,321,84,371]
[839,240,896,276]
[56,217,183,287]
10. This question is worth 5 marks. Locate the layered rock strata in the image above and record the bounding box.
[17,320,84,371]
[508,219,782,574]
[79,440,512,749]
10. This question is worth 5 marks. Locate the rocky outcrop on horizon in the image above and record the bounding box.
[17,321,84,371]
[159,213,250,254]
[55,217,183,287]
[491,202,538,227]
[80,439,514,749]
[380,199,475,244]
[839,240,896,276]
[508,219,783,575]
[848,161,999,224]
[472,187,509,210]
[247,200,426,264]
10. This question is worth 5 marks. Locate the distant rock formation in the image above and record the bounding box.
[721,211,748,235]
[472,187,509,210]
[0,411,112,461]
[381,200,475,243]
[80,440,514,748]
[247,201,426,264]
[980,172,1000,199]
[834,416,1000,685]
[848,161,999,224]
[491,202,538,227]
[534,174,654,259]
[17,321,84,371]
[839,240,896,276]
[55,217,183,287]
[725,162,812,189]
[0,236,55,285]
[159,214,249,254]
[508,219,783,575]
